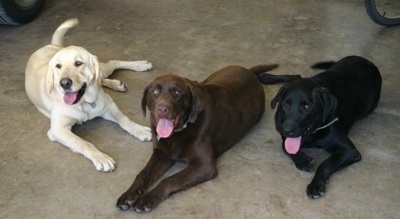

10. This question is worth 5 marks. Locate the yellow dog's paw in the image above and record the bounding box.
[88,151,116,172]
[133,125,152,142]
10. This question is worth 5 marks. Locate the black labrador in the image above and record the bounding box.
[258,56,382,198]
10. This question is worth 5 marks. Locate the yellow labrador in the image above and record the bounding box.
[25,18,152,172]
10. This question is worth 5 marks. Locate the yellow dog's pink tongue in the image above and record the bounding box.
[156,118,174,138]
[285,137,302,154]
[63,92,78,105]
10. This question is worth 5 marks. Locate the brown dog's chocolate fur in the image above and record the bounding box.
[116,64,277,212]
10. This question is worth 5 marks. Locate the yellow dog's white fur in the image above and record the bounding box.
[25,18,152,172]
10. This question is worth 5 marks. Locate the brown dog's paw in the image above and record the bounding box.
[132,192,162,213]
[116,191,140,211]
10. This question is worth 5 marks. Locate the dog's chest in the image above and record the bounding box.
[155,133,197,160]
[70,101,107,122]
[79,101,98,113]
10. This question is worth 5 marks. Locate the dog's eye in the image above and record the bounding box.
[75,61,83,67]
[170,88,182,97]
[55,64,62,69]
[152,89,159,96]
[282,102,290,109]
[302,104,312,111]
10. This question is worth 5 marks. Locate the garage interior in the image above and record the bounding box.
[0,0,399,218]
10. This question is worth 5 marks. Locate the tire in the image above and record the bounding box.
[0,0,45,25]
[365,0,400,26]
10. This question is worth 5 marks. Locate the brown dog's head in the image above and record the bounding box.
[141,74,204,139]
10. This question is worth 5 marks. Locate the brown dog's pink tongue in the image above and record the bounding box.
[285,137,302,154]
[156,118,174,138]
[63,92,78,105]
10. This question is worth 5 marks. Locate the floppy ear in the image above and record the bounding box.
[141,86,149,117]
[89,54,101,88]
[46,57,56,94]
[312,87,338,121]
[271,84,288,109]
[187,82,204,123]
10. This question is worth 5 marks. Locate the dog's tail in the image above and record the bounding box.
[257,73,302,85]
[250,64,301,85]
[51,18,79,46]
[311,61,336,70]
[250,64,279,76]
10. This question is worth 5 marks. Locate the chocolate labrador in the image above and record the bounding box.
[117,64,278,212]
[258,56,382,198]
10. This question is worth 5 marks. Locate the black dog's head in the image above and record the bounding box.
[271,79,337,154]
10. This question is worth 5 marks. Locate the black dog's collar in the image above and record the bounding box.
[313,117,339,133]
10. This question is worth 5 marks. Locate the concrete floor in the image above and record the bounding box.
[1,0,399,218]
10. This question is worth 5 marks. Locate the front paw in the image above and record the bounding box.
[88,150,116,172]
[133,125,152,142]
[307,180,326,199]
[132,192,162,213]
[291,153,315,172]
[116,190,141,211]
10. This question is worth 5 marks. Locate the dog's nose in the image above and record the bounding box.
[283,128,294,136]
[157,105,169,116]
[283,125,295,136]
[60,78,73,90]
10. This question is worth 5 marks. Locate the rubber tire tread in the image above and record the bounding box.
[365,0,400,26]
[0,0,45,25]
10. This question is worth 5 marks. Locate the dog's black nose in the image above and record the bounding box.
[60,78,73,90]
[283,126,295,136]
[284,129,294,136]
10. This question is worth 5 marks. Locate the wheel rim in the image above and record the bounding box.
[14,0,38,9]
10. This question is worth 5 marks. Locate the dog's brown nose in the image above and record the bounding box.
[60,78,73,90]
[157,105,169,116]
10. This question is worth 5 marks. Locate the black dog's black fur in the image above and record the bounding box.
[258,56,382,198]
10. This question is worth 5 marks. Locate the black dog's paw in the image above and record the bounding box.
[292,153,315,172]
[307,180,326,199]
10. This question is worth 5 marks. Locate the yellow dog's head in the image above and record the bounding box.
[47,46,101,105]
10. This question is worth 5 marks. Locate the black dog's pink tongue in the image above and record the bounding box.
[156,118,174,138]
[63,92,78,105]
[285,137,302,154]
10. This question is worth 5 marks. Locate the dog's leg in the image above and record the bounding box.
[288,152,315,172]
[99,60,152,92]
[102,78,127,92]
[130,151,218,212]
[282,141,315,172]
[100,60,152,78]
[116,148,175,211]
[101,102,152,141]
[47,123,116,172]
[306,140,361,199]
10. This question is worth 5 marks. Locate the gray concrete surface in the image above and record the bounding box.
[0,0,399,218]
